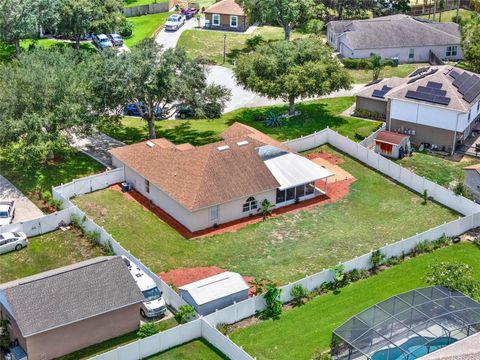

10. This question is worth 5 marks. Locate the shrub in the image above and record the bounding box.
[424,262,480,300]
[431,235,450,249]
[102,240,115,256]
[353,108,384,121]
[354,126,374,140]
[49,199,63,211]
[216,323,229,335]
[263,111,284,128]
[70,213,82,229]
[453,182,468,196]
[305,19,325,35]
[245,35,265,50]
[137,323,159,338]
[345,269,369,283]
[370,249,386,270]
[452,14,463,24]
[422,189,428,205]
[385,256,403,267]
[120,20,134,37]
[85,231,100,247]
[174,305,196,324]
[414,240,435,255]
[343,57,370,69]
[382,58,395,67]
[260,282,283,319]
[290,284,308,306]
[311,351,332,360]
[328,264,346,291]
[474,237,480,249]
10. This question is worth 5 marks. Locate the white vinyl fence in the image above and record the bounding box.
[359,123,386,148]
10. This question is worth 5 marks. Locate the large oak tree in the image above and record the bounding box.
[234,37,352,115]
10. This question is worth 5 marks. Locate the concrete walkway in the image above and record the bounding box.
[70,132,125,167]
[0,176,43,224]
[155,17,198,50]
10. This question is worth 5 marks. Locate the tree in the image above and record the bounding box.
[0,48,106,163]
[237,0,313,40]
[174,305,196,324]
[234,38,351,116]
[424,262,480,300]
[97,39,230,139]
[322,0,373,20]
[369,53,384,81]
[259,199,274,220]
[438,0,445,22]
[462,23,480,73]
[329,264,345,291]
[261,282,283,319]
[373,0,411,17]
[0,0,39,54]
[370,249,386,271]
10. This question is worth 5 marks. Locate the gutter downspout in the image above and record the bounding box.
[452,113,460,156]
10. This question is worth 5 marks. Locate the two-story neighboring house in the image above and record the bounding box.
[355,66,480,154]
[327,15,462,63]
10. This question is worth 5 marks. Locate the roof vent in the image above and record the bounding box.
[237,140,249,147]
[146,141,155,148]
[217,145,230,152]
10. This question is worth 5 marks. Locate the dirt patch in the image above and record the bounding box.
[306,151,344,165]
[225,315,261,333]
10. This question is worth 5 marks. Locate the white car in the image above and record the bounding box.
[0,232,28,255]
[122,256,167,318]
[164,14,186,31]
[92,34,113,49]
[0,201,15,226]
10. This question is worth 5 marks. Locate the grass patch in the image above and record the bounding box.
[230,243,480,360]
[73,145,457,284]
[0,147,104,210]
[0,229,107,284]
[397,152,480,188]
[124,0,168,8]
[125,12,172,48]
[419,8,476,23]
[58,318,179,360]
[102,97,382,145]
[145,339,228,360]
[347,63,422,84]
[177,26,308,67]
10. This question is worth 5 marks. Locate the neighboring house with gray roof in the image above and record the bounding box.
[0,256,144,360]
[327,15,462,63]
[355,65,480,154]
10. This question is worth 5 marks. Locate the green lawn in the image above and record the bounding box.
[102,97,382,146]
[146,339,228,360]
[177,26,308,67]
[419,8,477,23]
[0,229,107,284]
[397,152,480,188]
[124,0,168,8]
[125,12,172,48]
[58,318,179,360]
[73,145,457,285]
[0,147,104,210]
[230,243,480,360]
[347,63,423,84]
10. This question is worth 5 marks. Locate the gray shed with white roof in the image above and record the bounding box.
[179,272,249,315]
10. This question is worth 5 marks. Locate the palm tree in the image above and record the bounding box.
[259,199,274,221]
[369,53,384,82]
[249,277,266,296]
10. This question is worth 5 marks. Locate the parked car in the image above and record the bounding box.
[107,33,124,47]
[0,232,28,255]
[124,103,164,119]
[92,34,113,49]
[180,7,199,20]
[164,14,186,31]
[0,201,15,226]
[176,104,195,119]
[122,256,167,318]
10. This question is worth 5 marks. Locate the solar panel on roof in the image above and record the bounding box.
[453,72,470,88]
[432,96,451,105]
[463,82,480,103]
[417,86,447,96]
[459,75,478,95]
[449,70,460,79]
[426,81,442,89]
[406,90,450,106]
[409,67,429,78]
[372,89,387,98]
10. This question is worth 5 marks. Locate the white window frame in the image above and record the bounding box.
[212,14,220,26]
[408,48,415,59]
[242,197,258,213]
[230,15,238,28]
[446,46,458,57]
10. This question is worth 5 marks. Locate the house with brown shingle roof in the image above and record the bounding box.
[204,0,250,32]
[110,123,333,232]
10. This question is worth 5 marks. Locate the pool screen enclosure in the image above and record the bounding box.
[331,286,480,360]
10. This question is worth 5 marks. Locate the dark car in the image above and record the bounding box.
[108,33,123,47]
[180,7,199,20]
[176,104,195,119]
[124,103,164,118]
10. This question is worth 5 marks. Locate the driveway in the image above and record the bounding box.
[206,65,367,113]
[70,132,125,167]
[0,176,43,224]
[155,18,198,50]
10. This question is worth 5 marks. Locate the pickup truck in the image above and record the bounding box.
[0,201,15,226]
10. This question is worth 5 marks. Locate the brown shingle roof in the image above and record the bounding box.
[221,122,289,150]
[204,0,245,16]
[375,131,409,145]
[110,124,281,211]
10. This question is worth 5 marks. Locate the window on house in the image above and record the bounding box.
[230,15,238,28]
[210,205,219,222]
[286,187,295,201]
[446,46,458,57]
[145,179,150,193]
[468,110,471,121]
[305,183,315,195]
[242,197,258,212]
[408,48,415,59]
[276,189,286,203]
[212,14,220,26]
[295,185,305,198]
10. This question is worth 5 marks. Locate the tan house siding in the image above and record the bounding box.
[24,303,141,360]
[356,97,388,119]
[205,13,250,32]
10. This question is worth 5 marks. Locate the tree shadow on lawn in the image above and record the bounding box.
[157,122,221,146]
[225,101,351,141]
[102,123,147,145]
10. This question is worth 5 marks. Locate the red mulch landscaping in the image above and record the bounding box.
[306,151,344,165]
[158,267,260,297]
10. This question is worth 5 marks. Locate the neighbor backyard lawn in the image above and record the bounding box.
[230,243,480,360]
[347,63,422,84]
[58,318,179,360]
[0,228,107,284]
[73,145,457,285]
[125,12,172,48]
[123,0,168,8]
[419,8,476,23]
[102,97,382,145]
[0,146,104,210]
[145,339,228,360]
[177,26,308,66]
[397,152,480,188]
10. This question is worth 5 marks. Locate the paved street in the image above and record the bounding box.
[0,176,43,224]
[70,132,125,167]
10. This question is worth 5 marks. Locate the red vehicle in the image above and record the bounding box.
[180,7,199,19]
